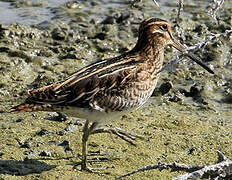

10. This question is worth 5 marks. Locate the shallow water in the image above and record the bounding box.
[1,0,231,25]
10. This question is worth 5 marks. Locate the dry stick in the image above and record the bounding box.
[177,0,184,21]
[116,151,232,179]
[152,0,160,8]
[208,0,225,24]
[157,30,232,75]
[131,0,159,7]
[116,162,203,179]
[173,161,232,180]
[172,150,232,180]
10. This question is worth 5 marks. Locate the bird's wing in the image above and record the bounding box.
[23,55,142,108]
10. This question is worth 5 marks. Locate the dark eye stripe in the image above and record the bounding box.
[160,24,168,31]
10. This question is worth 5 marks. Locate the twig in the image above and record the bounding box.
[116,162,203,179]
[180,29,232,54]
[158,30,232,74]
[208,0,225,24]
[217,150,228,162]
[177,0,184,21]
[152,0,160,8]
[116,151,232,179]
[131,0,159,7]
[173,151,232,180]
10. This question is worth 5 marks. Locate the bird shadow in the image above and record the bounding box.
[0,158,56,176]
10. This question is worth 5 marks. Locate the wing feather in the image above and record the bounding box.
[23,53,143,109]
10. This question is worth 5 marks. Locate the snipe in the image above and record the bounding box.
[11,18,214,171]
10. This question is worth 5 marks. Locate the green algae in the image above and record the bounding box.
[0,102,231,179]
[0,0,232,179]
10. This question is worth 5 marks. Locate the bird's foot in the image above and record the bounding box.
[73,161,109,173]
[81,166,108,173]
[91,127,144,146]
[81,164,97,173]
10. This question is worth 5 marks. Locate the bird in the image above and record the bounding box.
[11,17,214,171]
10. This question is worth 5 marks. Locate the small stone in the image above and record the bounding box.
[101,16,116,24]
[116,11,131,23]
[39,151,52,157]
[188,148,195,155]
[51,28,66,40]
[16,118,23,122]
[159,81,173,95]
[37,129,50,136]
[58,140,69,147]
[94,32,106,40]
[57,131,65,136]
[0,47,9,52]
[20,141,32,148]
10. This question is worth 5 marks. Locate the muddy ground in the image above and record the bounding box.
[0,0,231,179]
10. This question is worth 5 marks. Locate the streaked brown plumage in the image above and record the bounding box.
[11,18,213,171]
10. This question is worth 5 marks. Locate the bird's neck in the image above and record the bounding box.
[132,37,165,78]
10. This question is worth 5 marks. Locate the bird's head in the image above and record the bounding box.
[135,18,214,74]
[138,18,174,48]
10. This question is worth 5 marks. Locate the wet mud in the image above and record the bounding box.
[0,0,231,179]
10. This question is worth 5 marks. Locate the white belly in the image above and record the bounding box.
[61,107,130,123]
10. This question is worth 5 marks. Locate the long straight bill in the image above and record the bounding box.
[170,36,214,74]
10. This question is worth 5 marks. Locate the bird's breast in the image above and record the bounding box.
[93,76,159,112]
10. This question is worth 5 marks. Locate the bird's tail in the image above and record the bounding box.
[10,103,54,112]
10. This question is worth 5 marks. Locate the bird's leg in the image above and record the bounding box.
[80,122,143,171]
[81,120,90,171]
[88,122,100,134]
[81,121,99,172]
[90,126,144,146]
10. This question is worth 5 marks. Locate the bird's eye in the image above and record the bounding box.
[160,24,168,31]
